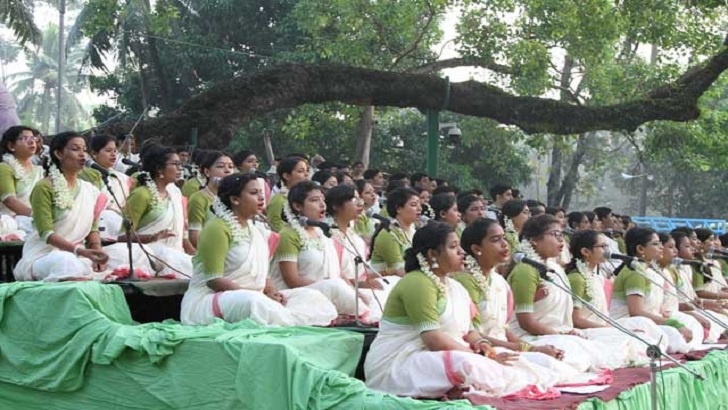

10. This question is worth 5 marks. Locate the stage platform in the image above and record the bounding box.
[0,281,726,409]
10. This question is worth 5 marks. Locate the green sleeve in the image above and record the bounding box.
[398,272,442,333]
[194,218,231,277]
[371,230,404,268]
[274,227,302,262]
[453,273,482,304]
[505,231,519,253]
[78,168,103,189]
[29,180,54,242]
[616,237,627,254]
[453,273,482,327]
[623,269,649,296]
[124,187,152,229]
[507,263,540,313]
[0,163,16,200]
[265,194,286,233]
[181,179,200,198]
[692,266,706,289]
[187,192,210,231]
[567,271,587,308]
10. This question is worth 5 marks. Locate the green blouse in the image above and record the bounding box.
[181,179,201,198]
[274,226,304,262]
[0,162,40,202]
[507,263,541,314]
[612,266,651,300]
[187,190,213,231]
[370,228,410,269]
[382,270,446,333]
[452,273,484,327]
[125,186,167,230]
[30,179,98,242]
[505,230,519,253]
[78,167,104,190]
[193,217,231,277]
[265,193,287,233]
[565,269,588,308]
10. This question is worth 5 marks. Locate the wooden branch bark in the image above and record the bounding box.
[97,46,728,147]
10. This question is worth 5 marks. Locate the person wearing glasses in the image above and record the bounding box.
[0,126,44,233]
[566,230,669,356]
[610,227,699,352]
[508,215,631,371]
[104,144,193,278]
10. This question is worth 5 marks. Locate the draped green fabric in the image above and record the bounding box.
[577,350,728,410]
[0,282,477,409]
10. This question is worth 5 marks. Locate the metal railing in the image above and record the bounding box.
[631,217,727,234]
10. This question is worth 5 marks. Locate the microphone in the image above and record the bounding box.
[366,210,392,230]
[671,257,705,268]
[512,252,550,277]
[88,162,110,178]
[122,158,141,168]
[707,247,728,257]
[297,216,332,235]
[603,250,641,269]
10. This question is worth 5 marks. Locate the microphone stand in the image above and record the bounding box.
[537,265,704,410]
[100,171,135,278]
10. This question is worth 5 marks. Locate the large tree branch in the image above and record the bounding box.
[388,1,436,70]
[409,56,514,75]
[99,46,728,147]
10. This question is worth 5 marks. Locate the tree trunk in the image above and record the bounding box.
[546,138,563,207]
[354,105,374,168]
[88,52,728,147]
[556,132,589,209]
[40,84,52,133]
[546,55,575,207]
[145,33,173,111]
[131,42,151,109]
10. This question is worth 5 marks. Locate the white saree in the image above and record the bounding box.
[14,181,102,281]
[105,184,192,278]
[365,278,543,398]
[180,220,336,326]
[509,261,632,371]
[270,228,370,318]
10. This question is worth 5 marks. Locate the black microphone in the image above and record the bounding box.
[512,252,550,277]
[367,209,392,231]
[122,158,141,168]
[604,250,641,269]
[88,162,110,178]
[707,247,728,257]
[297,216,332,236]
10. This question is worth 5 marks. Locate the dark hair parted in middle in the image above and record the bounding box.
[403,220,454,272]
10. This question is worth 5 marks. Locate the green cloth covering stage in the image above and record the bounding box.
[0,281,476,409]
[577,350,728,410]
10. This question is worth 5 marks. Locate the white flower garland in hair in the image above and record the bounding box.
[417,252,446,295]
[504,215,516,233]
[466,254,491,301]
[211,196,249,245]
[284,200,324,251]
[3,153,36,185]
[139,171,163,210]
[48,163,74,210]
[575,259,595,301]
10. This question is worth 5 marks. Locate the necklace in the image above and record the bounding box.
[211,196,250,245]
[3,154,37,186]
[139,172,164,210]
[48,163,74,210]
[575,259,596,301]
[466,254,491,301]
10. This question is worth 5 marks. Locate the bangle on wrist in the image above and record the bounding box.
[475,338,492,347]
[519,342,532,352]
[72,245,82,256]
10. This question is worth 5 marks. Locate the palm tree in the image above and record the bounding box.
[0,0,41,46]
[10,24,89,133]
